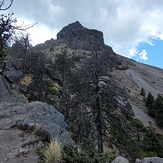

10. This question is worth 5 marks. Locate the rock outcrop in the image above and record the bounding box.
[2,57,23,83]
[0,74,74,162]
[57,21,105,51]
[0,74,27,103]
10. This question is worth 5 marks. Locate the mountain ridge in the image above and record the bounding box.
[33,21,163,130]
[1,21,163,162]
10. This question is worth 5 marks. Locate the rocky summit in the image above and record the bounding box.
[57,21,105,51]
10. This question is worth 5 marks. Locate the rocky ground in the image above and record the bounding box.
[0,74,74,162]
[0,124,40,163]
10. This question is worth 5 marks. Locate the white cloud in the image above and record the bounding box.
[7,0,163,59]
[138,49,148,61]
[129,48,139,57]
[28,23,57,45]
[15,18,57,45]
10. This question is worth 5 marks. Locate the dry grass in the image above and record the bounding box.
[43,139,63,163]
[20,75,32,86]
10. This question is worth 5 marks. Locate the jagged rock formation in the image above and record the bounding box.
[57,21,105,51]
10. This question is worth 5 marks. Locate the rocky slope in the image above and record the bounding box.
[0,74,74,162]
[1,21,163,162]
[112,55,163,129]
[36,21,163,131]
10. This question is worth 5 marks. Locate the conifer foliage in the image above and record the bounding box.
[146,93,163,128]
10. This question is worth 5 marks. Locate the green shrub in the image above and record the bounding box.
[0,48,8,60]
[45,79,60,95]
[71,52,80,62]
[136,151,157,159]
[62,145,115,163]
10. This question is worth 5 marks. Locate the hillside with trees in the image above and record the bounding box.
[0,1,163,162]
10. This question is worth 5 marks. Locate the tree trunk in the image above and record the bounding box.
[95,86,103,152]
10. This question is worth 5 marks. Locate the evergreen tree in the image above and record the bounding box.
[140,87,146,97]
[146,92,155,117]
[66,49,128,152]
[153,95,163,128]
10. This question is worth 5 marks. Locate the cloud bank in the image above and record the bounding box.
[8,0,163,60]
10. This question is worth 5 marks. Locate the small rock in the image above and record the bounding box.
[111,156,129,163]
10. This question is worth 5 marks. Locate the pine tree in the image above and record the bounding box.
[146,92,155,117]
[153,95,163,128]
[140,87,146,97]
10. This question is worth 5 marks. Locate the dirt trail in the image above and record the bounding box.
[0,119,40,163]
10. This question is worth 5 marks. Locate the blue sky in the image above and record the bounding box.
[133,38,163,69]
[5,0,163,69]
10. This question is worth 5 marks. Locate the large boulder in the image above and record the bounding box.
[57,21,105,51]
[0,101,74,145]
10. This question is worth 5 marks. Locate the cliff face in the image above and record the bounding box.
[57,21,105,51]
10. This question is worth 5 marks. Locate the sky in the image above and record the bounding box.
[4,0,163,68]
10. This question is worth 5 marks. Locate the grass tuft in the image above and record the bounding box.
[43,139,63,163]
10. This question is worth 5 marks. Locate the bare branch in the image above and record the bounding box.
[15,22,38,31]
[0,0,13,10]
[0,12,37,51]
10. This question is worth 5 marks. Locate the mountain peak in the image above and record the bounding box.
[57,21,104,51]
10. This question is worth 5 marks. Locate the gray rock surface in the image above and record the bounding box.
[0,74,74,162]
[0,75,27,103]
[136,157,163,163]
[111,156,129,163]
[0,101,74,145]
[3,57,23,83]
[57,21,104,51]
